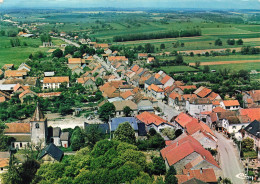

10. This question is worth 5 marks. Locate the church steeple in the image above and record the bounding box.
[31,102,45,121]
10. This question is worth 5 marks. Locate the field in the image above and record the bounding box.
[159,66,199,73]
[0,36,66,68]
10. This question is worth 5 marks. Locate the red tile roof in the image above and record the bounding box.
[175,112,194,128]
[5,70,27,78]
[223,100,240,107]
[0,158,9,168]
[19,89,36,99]
[138,53,148,57]
[239,108,260,121]
[161,135,219,168]
[43,76,69,84]
[108,56,128,62]
[196,87,212,98]
[161,75,171,85]
[169,92,182,101]
[207,92,220,101]
[212,107,226,113]
[37,92,62,98]
[136,111,170,126]
[68,58,82,64]
[131,65,140,73]
[120,90,134,99]
[150,84,164,92]
[5,123,30,134]
[179,85,197,91]
[176,168,217,183]
[0,96,6,102]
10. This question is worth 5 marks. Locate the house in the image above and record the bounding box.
[68,58,85,69]
[160,135,220,175]
[243,120,260,150]
[104,48,112,55]
[13,83,30,93]
[107,56,129,65]
[176,168,217,184]
[94,43,109,50]
[19,89,37,103]
[37,92,62,98]
[168,92,197,111]
[181,178,208,184]
[120,90,134,100]
[60,132,69,148]
[147,84,165,100]
[60,32,66,37]
[0,152,10,173]
[243,90,260,107]
[44,72,55,77]
[3,77,39,87]
[2,64,14,70]
[84,122,110,134]
[18,63,31,72]
[136,111,174,132]
[39,143,64,163]
[173,85,197,95]
[220,100,240,111]
[144,76,163,90]
[132,92,154,113]
[0,91,11,102]
[77,77,97,90]
[43,76,69,90]
[42,42,53,47]
[4,70,27,79]
[186,98,213,117]
[112,100,138,116]
[109,117,141,137]
[194,86,212,98]
[138,53,148,59]
[72,66,84,75]
[239,108,260,122]
[50,127,61,147]
[147,57,155,64]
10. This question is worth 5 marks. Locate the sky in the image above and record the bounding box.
[0,0,260,9]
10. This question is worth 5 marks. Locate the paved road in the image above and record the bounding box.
[215,132,245,184]
[158,101,181,121]
[57,37,81,48]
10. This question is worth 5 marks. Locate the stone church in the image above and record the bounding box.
[4,103,68,149]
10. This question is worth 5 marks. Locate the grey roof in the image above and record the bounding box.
[53,127,61,137]
[84,123,110,134]
[39,143,64,162]
[138,106,154,111]
[145,76,162,86]
[44,72,55,77]
[244,120,260,138]
[108,97,124,103]
[0,84,16,91]
[110,117,138,132]
[137,123,147,136]
[60,132,69,141]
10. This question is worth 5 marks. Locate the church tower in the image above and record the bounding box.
[30,103,48,147]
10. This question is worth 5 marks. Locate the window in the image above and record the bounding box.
[20,143,22,148]
[1,168,3,171]
[35,123,39,129]
[232,126,236,129]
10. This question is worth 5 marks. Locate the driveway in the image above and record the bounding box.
[158,101,181,121]
[215,131,245,184]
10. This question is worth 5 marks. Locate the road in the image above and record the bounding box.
[215,131,245,184]
[158,101,181,121]
[57,37,81,48]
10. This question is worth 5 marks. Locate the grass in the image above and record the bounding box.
[59,147,73,152]
[159,65,199,73]
[243,151,257,159]
[202,62,260,72]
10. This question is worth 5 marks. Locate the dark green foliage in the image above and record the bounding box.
[113,29,201,42]
[236,39,243,45]
[241,137,254,152]
[215,38,222,46]
[10,38,21,47]
[70,127,85,151]
[114,122,136,144]
[123,106,132,117]
[98,102,116,122]
[165,166,178,184]
[95,78,104,87]
[160,43,165,50]
[52,49,63,58]
[203,65,210,73]
[241,46,260,55]
[0,122,15,151]
[85,124,104,148]
[151,156,166,175]
[137,129,165,150]
[227,39,235,45]
[40,33,52,43]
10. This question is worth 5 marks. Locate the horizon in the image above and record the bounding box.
[0,0,260,10]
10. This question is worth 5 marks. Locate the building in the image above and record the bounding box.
[0,152,10,173]
[18,63,31,72]
[39,143,64,163]
[112,100,138,116]
[138,53,148,59]
[220,100,240,111]
[60,132,69,148]
[68,58,85,69]
[4,70,27,79]
[42,76,69,90]
[244,120,260,150]
[109,117,139,137]
[186,98,213,117]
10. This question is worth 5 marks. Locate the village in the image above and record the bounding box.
[0,7,260,184]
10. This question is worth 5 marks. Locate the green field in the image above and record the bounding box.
[202,62,260,72]
[159,65,199,73]
[0,36,65,68]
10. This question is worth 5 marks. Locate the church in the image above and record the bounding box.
[4,103,69,149]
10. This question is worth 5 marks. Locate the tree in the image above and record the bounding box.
[165,166,178,184]
[123,106,132,117]
[227,39,235,45]
[215,39,222,46]
[95,78,104,87]
[236,39,243,45]
[98,102,115,122]
[241,137,254,152]
[160,43,165,50]
[161,128,176,140]
[190,52,194,57]
[114,122,136,144]
[85,124,104,148]
[70,127,85,151]
[205,51,210,57]
[40,34,51,43]
[195,61,200,68]
[203,65,210,73]
[175,55,183,64]
[152,156,166,175]
[52,49,63,58]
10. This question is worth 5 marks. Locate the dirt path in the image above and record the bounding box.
[189,59,260,66]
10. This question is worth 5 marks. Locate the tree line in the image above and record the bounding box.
[113,29,201,42]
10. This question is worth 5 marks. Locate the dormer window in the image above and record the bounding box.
[35,123,39,129]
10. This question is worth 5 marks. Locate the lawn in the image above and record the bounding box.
[159,65,199,73]
[202,62,260,72]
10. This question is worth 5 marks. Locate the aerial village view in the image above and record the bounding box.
[0,0,260,183]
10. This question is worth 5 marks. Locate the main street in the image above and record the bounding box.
[215,131,245,184]
[158,101,181,121]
